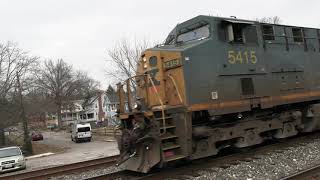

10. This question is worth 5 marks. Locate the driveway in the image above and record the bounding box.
[1,130,119,175]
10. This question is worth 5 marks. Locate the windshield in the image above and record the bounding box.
[0,148,21,158]
[78,127,90,132]
[177,24,210,43]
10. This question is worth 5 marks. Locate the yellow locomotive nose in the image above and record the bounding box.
[136,50,185,109]
[115,50,185,172]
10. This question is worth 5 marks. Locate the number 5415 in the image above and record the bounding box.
[228,51,257,64]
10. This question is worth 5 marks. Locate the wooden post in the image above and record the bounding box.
[126,79,132,112]
[117,83,125,113]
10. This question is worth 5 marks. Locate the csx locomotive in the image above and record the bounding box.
[115,15,320,173]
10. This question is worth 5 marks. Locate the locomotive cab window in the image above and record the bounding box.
[177,24,210,44]
[228,23,244,43]
[262,25,275,41]
[223,20,257,44]
[292,28,303,43]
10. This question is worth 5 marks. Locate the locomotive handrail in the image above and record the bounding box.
[116,74,167,134]
[147,74,167,135]
[117,74,147,114]
[167,74,183,103]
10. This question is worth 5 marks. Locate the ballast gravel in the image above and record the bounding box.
[49,165,123,180]
[176,138,320,180]
[50,137,320,180]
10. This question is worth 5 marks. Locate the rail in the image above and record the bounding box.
[280,164,320,180]
[0,155,119,180]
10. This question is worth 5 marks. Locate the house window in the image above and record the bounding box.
[262,25,275,40]
[292,28,303,42]
[80,114,87,119]
[241,78,255,96]
[87,113,94,119]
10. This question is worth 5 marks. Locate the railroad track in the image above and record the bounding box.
[0,155,119,180]
[280,164,320,180]
[86,132,320,180]
[3,132,320,180]
[86,170,150,180]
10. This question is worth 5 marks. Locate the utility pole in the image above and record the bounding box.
[16,73,32,155]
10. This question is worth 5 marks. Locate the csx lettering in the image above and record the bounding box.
[228,51,257,64]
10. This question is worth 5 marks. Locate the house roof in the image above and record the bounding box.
[105,90,119,103]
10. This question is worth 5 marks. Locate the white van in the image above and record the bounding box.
[71,123,92,143]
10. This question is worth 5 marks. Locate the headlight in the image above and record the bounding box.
[133,102,142,110]
[17,157,24,162]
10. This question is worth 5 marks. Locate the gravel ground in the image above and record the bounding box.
[173,138,320,180]
[49,165,123,180]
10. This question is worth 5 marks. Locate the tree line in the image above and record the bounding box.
[0,41,99,148]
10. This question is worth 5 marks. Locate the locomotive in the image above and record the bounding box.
[115,15,320,173]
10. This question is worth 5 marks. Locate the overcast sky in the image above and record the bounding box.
[1,0,319,88]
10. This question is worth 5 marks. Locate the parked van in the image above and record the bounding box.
[71,123,92,143]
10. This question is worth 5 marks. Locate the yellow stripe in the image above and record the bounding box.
[188,90,320,111]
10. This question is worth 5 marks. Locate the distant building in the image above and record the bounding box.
[104,85,130,126]
[104,87,119,126]
[45,113,58,127]
[46,91,108,127]
[79,90,107,124]
[60,100,84,126]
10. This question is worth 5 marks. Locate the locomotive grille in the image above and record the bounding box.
[241,78,255,95]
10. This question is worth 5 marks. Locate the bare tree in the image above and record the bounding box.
[24,88,56,126]
[0,41,38,146]
[35,59,99,127]
[106,39,153,83]
[256,16,282,24]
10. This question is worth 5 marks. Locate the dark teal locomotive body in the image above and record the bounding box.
[162,15,320,114]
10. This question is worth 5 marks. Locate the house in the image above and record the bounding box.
[80,90,106,123]
[104,85,130,126]
[45,113,58,128]
[46,91,108,127]
[60,100,84,126]
[104,86,119,126]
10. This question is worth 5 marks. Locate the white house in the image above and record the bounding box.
[48,91,108,127]
[104,86,129,126]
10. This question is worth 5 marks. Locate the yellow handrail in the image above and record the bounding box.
[147,74,166,135]
[117,74,166,134]
[167,74,183,103]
